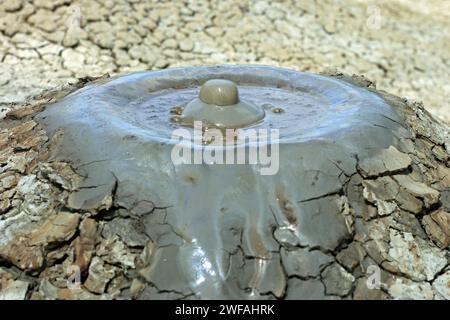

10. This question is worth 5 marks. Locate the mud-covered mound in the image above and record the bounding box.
[0,68,448,300]
[35,65,407,299]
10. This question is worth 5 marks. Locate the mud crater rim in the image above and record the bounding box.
[39,65,400,146]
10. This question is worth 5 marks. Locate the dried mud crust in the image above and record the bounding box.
[0,74,449,300]
[0,0,449,123]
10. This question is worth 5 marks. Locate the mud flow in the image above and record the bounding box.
[33,66,428,299]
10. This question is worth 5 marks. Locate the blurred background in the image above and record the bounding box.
[0,0,449,122]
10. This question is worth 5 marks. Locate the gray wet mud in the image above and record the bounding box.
[35,65,415,299]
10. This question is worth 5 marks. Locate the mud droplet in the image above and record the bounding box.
[272,107,285,114]
[170,115,181,123]
[170,106,184,115]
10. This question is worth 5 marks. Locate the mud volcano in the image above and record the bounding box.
[2,65,448,300]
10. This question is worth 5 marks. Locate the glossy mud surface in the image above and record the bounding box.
[36,66,409,299]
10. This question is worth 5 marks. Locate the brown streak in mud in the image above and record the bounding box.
[276,185,297,225]
[249,226,269,259]
[181,172,197,185]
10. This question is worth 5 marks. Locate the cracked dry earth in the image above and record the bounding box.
[0,0,450,123]
[0,74,449,300]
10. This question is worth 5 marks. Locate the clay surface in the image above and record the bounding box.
[36,66,409,299]
[0,68,448,300]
